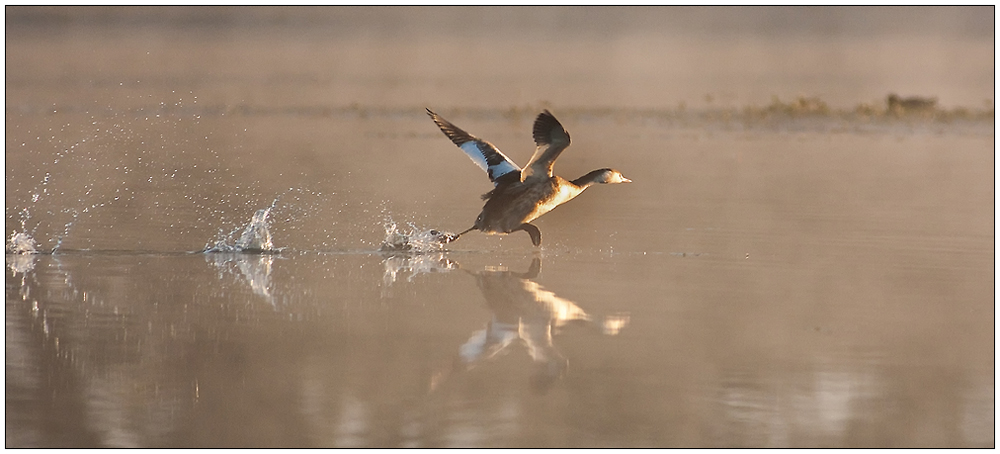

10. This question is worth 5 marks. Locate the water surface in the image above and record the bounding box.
[5,6,994,448]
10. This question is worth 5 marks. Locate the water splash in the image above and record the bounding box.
[7,207,40,255]
[236,208,274,252]
[7,89,243,252]
[201,187,332,253]
[51,208,81,253]
[378,219,455,253]
[6,231,39,255]
[204,204,278,253]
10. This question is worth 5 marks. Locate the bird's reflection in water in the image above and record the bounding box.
[380,252,459,287]
[428,257,630,394]
[204,253,276,306]
[7,252,38,276]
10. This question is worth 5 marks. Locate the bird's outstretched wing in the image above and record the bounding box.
[521,110,571,182]
[427,108,521,186]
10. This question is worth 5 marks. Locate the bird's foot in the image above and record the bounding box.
[430,230,459,244]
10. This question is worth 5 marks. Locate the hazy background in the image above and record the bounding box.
[7,6,995,111]
[5,6,994,448]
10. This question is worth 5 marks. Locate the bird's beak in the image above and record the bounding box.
[622,177,632,183]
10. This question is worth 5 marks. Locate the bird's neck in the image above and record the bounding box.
[570,170,608,189]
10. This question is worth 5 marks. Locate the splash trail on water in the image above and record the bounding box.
[235,208,274,252]
[6,231,39,255]
[6,208,39,254]
[378,218,456,254]
[204,198,280,254]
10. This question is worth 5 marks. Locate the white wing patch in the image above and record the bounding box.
[458,141,520,186]
[426,108,521,186]
[459,141,491,172]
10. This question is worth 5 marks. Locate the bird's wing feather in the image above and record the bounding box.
[427,108,521,186]
[521,110,571,182]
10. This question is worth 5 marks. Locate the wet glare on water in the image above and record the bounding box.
[5,6,995,448]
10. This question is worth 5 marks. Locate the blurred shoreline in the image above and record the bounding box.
[6,6,994,39]
[7,6,993,111]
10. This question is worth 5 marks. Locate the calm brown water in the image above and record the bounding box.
[5,6,994,448]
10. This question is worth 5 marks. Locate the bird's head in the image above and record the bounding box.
[595,169,632,184]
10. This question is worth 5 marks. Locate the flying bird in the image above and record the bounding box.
[427,108,630,246]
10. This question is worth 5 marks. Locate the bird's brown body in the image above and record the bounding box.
[478,176,580,233]
[427,108,630,246]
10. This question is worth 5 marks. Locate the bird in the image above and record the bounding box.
[426,108,631,246]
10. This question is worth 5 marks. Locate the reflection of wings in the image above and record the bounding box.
[523,281,591,328]
[459,321,520,364]
[460,258,627,368]
[427,257,630,394]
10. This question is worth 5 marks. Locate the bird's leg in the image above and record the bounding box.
[516,257,541,279]
[515,223,541,247]
[438,226,476,243]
